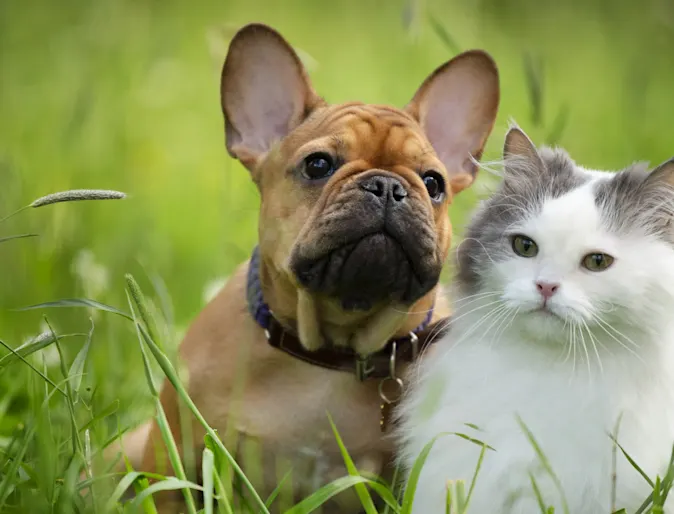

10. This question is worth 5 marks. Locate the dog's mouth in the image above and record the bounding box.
[291,230,440,311]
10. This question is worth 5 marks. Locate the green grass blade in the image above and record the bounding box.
[0,205,29,224]
[528,472,549,513]
[125,274,161,350]
[608,434,655,488]
[0,424,37,510]
[46,317,98,511]
[401,434,441,514]
[463,444,488,511]
[264,469,292,509]
[0,338,66,396]
[202,447,215,514]
[78,399,120,434]
[327,413,377,514]
[128,292,198,514]
[0,233,38,244]
[545,103,570,145]
[285,476,376,514]
[0,332,85,369]
[136,321,269,513]
[517,415,570,514]
[654,475,662,508]
[212,463,234,514]
[401,432,492,514]
[657,443,674,506]
[130,478,203,509]
[15,298,132,320]
[366,482,402,513]
[134,476,160,514]
[68,318,94,397]
[454,480,466,513]
[523,52,544,127]
[427,15,461,54]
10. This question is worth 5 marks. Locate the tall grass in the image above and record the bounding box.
[2,0,674,512]
[1,191,674,512]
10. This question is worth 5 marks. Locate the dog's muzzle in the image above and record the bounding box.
[290,173,441,311]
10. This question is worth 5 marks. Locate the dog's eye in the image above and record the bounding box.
[303,153,335,180]
[422,171,445,201]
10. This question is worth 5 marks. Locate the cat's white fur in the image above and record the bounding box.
[398,168,674,513]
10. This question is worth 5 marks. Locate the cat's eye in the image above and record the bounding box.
[582,252,615,272]
[511,235,538,258]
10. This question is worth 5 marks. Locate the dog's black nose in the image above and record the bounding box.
[359,175,408,202]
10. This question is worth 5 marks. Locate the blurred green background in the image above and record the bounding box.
[1,0,673,449]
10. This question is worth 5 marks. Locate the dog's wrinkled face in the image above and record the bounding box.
[221,23,499,321]
[278,104,453,310]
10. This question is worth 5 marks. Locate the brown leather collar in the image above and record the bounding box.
[247,245,449,380]
[263,315,450,381]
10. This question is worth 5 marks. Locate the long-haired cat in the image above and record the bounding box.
[396,125,674,513]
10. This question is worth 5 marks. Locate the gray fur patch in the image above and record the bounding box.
[456,147,589,291]
[594,162,674,241]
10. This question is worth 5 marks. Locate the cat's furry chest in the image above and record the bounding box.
[399,325,674,514]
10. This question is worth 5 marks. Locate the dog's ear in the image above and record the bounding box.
[406,50,499,195]
[221,24,323,171]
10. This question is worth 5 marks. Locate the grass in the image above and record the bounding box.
[2,193,674,513]
[2,0,674,512]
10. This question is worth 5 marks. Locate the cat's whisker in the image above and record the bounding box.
[455,237,498,267]
[452,305,508,346]
[437,300,504,330]
[481,306,513,348]
[594,300,619,315]
[412,303,506,382]
[571,324,579,375]
[496,205,530,218]
[561,316,574,365]
[490,307,518,348]
[451,291,502,305]
[581,318,604,375]
[408,298,503,357]
[592,317,645,364]
[500,307,520,342]
[580,324,594,380]
[472,157,505,177]
[593,314,641,350]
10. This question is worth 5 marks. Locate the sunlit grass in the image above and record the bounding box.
[2,190,673,513]
[2,0,674,511]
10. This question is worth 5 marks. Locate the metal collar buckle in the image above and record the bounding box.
[356,356,375,381]
[409,331,419,360]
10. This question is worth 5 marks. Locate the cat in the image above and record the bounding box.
[396,125,674,513]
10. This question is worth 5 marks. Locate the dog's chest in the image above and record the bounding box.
[230,358,392,501]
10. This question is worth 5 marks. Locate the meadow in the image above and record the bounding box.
[1,0,674,511]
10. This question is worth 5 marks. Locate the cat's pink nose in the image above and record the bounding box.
[536,281,559,300]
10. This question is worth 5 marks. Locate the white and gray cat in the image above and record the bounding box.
[397,125,674,513]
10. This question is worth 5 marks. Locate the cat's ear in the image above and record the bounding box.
[645,158,674,189]
[503,125,545,174]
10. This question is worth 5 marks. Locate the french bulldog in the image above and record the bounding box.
[128,22,499,512]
